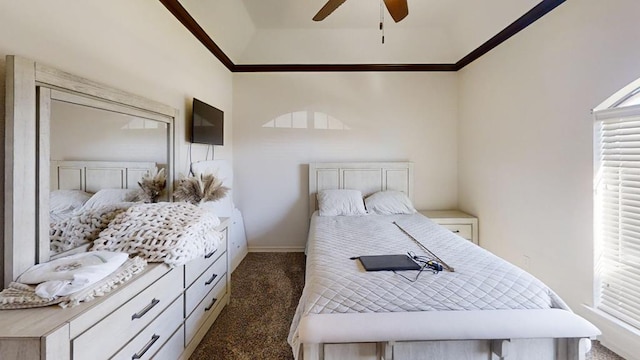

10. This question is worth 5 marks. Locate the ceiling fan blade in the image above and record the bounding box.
[313,0,348,21]
[383,0,408,22]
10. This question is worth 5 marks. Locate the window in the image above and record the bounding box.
[262,111,350,130]
[594,88,640,329]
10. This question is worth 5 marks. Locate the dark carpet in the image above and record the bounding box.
[190,252,623,360]
[588,342,625,360]
[190,252,305,360]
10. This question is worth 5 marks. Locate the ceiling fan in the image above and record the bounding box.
[313,0,409,23]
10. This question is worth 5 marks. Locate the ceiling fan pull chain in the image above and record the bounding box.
[380,0,385,44]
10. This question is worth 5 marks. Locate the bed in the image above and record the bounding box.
[45,159,222,269]
[290,162,600,360]
[47,160,157,258]
[50,159,157,193]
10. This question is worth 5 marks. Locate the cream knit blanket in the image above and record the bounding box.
[92,202,222,267]
[50,203,131,254]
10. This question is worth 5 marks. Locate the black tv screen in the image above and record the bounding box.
[191,98,223,145]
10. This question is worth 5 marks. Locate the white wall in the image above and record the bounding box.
[233,72,458,250]
[458,1,640,358]
[51,101,168,165]
[0,0,233,285]
[180,0,255,62]
[0,0,233,171]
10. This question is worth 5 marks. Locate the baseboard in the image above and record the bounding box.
[248,246,305,253]
[230,248,248,273]
[579,305,640,360]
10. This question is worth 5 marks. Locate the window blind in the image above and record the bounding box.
[595,103,640,330]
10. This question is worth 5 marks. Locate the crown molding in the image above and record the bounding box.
[455,0,565,70]
[159,0,234,71]
[159,0,565,73]
[232,63,457,72]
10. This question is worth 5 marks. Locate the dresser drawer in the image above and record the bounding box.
[72,268,182,360]
[441,224,473,240]
[185,254,227,317]
[110,295,183,360]
[185,231,228,287]
[151,325,185,360]
[185,274,227,346]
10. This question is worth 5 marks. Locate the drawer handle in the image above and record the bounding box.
[205,298,218,312]
[131,298,160,320]
[132,334,160,359]
[204,250,217,259]
[452,230,460,233]
[205,273,218,286]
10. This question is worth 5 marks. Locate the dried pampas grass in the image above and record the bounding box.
[174,173,230,205]
[135,168,167,203]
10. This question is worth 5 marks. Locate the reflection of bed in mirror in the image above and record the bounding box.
[48,160,157,258]
[51,160,157,193]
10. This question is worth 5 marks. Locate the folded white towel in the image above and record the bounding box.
[17,251,129,298]
[35,281,70,298]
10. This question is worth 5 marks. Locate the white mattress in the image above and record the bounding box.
[289,213,598,354]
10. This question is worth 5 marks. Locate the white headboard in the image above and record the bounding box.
[309,162,414,216]
[51,160,157,192]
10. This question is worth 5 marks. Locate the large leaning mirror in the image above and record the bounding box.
[47,91,171,257]
[4,55,176,286]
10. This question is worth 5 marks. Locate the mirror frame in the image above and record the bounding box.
[4,55,176,285]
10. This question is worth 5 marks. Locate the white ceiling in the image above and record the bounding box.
[179,0,542,65]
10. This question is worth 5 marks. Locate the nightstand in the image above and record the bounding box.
[419,210,479,245]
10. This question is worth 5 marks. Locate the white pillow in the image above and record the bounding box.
[317,189,367,216]
[81,188,138,210]
[364,190,416,215]
[50,190,92,214]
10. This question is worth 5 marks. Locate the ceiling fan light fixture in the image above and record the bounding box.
[380,0,385,44]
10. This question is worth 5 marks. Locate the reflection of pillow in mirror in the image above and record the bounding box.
[50,209,77,224]
[198,196,234,218]
[81,189,139,210]
[50,190,93,214]
[317,189,367,216]
[364,190,416,215]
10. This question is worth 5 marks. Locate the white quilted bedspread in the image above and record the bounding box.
[289,213,568,349]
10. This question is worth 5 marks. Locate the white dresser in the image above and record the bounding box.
[0,218,230,360]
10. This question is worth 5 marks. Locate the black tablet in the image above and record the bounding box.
[358,254,421,271]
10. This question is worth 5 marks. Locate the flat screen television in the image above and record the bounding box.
[191,98,224,145]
